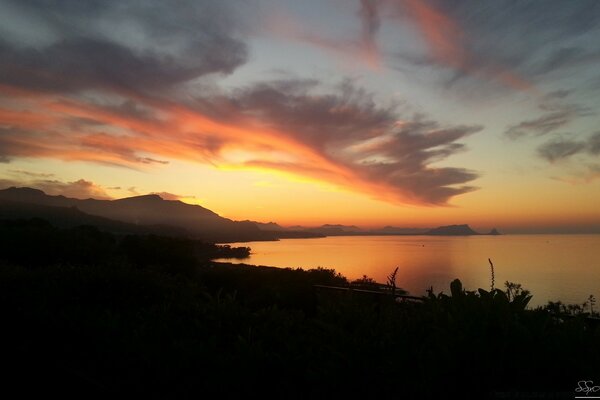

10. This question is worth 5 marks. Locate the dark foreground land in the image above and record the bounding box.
[1,219,598,398]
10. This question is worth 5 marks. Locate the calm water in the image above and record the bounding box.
[217,235,600,307]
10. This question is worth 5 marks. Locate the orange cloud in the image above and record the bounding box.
[0,78,479,205]
[398,0,533,92]
[0,107,58,129]
[401,0,465,68]
[265,8,382,70]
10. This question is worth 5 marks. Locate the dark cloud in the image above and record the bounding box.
[0,37,243,94]
[0,127,55,161]
[537,132,600,162]
[537,138,586,163]
[219,79,395,150]
[588,132,600,155]
[139,157,169,165]
[351,117,481,203]
[505,91,593,139]
[359,0,381,51]
[102,100,162,123]
[8,170,54,178]
[505,112,576,139]
[530,47,600,77]
[542,90,572,101]
[393,0,600,92]
[359,0,381,36]
[65,117,107,130]
[0,0,248,95]
[194,79,481,204]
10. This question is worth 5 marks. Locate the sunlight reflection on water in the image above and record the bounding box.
[217,234,600,307]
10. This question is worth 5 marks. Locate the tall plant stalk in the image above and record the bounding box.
[488,258,495,291]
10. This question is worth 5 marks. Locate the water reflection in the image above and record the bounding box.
[218,235,600,307]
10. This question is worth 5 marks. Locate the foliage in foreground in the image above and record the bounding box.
[0,219,598,398]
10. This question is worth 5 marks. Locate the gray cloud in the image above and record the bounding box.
[530,47,600,77]
[207,79,396,150]
[537,131,600,162]
[587,132,600,155]
[505,91,593,139]
[0,0,248,95]
[537,138,586,163]
[359,0,381,51]
[8,170,54,178]
[353,117,481,203]
[542,90,572,101]
[505,111,576,139]
[0,127,54,161]
[139,157,169,165]
[393,0,600,92]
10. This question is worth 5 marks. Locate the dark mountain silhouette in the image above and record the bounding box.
[244,220,287,231]
[248,221,486,237]
[488,228,501,235]
[0,187,275,242]
[244,220,324,238]
[370,226,429,235]
[294,224,364,236]
[0,199,187,236]
[426,224,479,236]
[0,188,500,241]
[320,224,362,232]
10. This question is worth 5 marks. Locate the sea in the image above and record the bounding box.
[216,234,600,307]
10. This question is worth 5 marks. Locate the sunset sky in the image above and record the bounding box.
[1,0,599,233]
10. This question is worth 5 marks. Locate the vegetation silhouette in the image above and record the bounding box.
[0,218,598,397]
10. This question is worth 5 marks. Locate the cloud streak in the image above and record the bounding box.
[537,132,600,163]
[506,112,578,140]
[265,3,383,70]
[537,139,587,163]
[392,0,533,92]
[505,91,593,139]
[358,0,382,67]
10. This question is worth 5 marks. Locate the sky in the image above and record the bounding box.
[0,0,599,233]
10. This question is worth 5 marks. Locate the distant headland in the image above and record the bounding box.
[425,224,501,236]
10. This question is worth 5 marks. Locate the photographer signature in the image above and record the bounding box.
[576,380,600,397]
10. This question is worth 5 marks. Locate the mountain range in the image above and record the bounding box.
[0,187,500,242]
[0,187,274,242]
[250,222,497,236]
